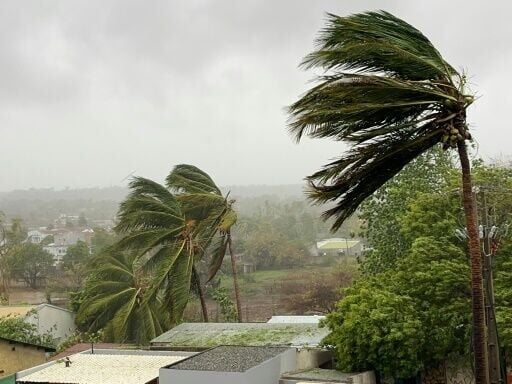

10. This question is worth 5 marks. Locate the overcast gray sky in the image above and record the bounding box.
[0,1,510,191]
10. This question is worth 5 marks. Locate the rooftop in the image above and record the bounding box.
[167,346,289,372]
[51,343,129,361]
[316,238,360,250]
[17,351,189,384]
[150,322,328,348]
[0,335,55,352]
[267,315,325,324]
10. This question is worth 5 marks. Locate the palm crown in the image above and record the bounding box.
[288,11,473,230]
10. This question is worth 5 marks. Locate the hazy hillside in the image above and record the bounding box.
[0,184,308,227]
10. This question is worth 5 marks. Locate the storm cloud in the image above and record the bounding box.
[0,1,510,190]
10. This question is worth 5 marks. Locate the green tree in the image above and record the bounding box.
[0,216,29,300]
[40,235,54,246]
[323,237,470,379]
[358,150,455,273]
[288,11,486,381]
[91,227,117,256]
[166,164,243,322]
[62,240,90,287]
[114,176,212,323]
[76,249,169,344]
[0,314,54,347]
[10,244,53,289]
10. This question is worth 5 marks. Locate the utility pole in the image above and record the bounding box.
[480,191,502,384]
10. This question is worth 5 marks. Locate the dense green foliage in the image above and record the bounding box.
[324,157,512,378]
[359,149,455,273]
[10,243,53,289]
[62,241,90,287]
[0,314,54,347]
[75,249,169,344]
[75,164,246,340]
[324,237,470,378]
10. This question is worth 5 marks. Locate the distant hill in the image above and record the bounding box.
[0,184,307,227]
[0,186,128,202]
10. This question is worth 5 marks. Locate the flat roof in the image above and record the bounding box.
[151,322,329,348]
[17,352,187,384]
[267,315,325,324]
[167,346,289,372]
[316,239,359,250]
[0,336,55,352]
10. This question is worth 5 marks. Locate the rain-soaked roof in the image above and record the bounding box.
[150,322,329,348]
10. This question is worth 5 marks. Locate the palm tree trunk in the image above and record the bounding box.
[192,266,209,322]
[457,140,489,384]
[227,231,243,322]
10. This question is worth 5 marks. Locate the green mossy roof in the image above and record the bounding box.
[151,323,328,348]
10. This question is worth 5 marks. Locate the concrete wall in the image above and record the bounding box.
[0,340,50,379]
[295,348,332,370]
[25,305,76,342]
[160,349,296,384]
[352,371,376,384]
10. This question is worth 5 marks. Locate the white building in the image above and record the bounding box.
[42,244,68,265]
[41,228,94,265]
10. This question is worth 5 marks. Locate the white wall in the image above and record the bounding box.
[25,305,76,342]
[159,348,296,384]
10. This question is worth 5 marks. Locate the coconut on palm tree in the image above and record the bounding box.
[166,164,243,322]
[288,11,487,384]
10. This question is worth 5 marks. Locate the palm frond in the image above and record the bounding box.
[288,10,471,231]
[166,164,221,194]
[288,74,453,143]
[207,234,228,282]
[303,11,456,81]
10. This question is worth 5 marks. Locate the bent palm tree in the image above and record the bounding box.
[115,177,209,323]
[167,165,243,322]
[288,11,487,384]
[76,249,169,344]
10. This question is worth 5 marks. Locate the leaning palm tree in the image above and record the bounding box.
[76,248,169,344]
[114,177,210,323]
[288,11,487,384]
[166,164,243,322]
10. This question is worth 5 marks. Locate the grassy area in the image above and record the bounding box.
[219,265,333,296]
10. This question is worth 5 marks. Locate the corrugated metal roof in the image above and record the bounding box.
[50,343,129,361]
[150,322,329,348]
[18,353,187,384]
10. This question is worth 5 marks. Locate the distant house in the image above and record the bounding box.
[41,228,93,264]
[0,336,55,382]
[315,238,363,257]
[26,230,51,245]
[0,304,76,343]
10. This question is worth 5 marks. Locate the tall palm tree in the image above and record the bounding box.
[114,177,210,323]
[288,11,486,384]
[166,165,243,322]
[76,249,169,344]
